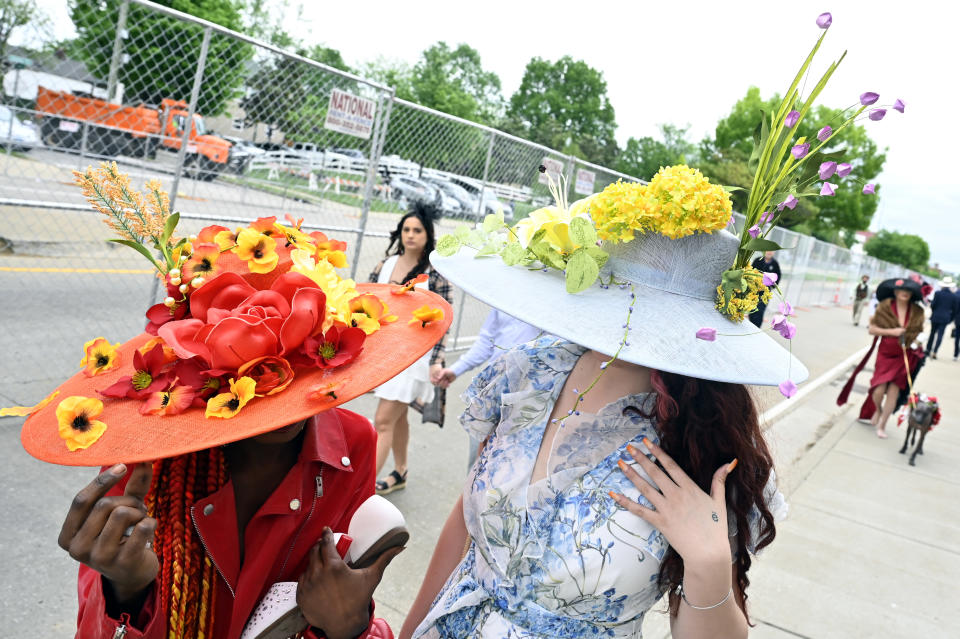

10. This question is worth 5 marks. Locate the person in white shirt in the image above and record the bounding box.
[432,308,542,466]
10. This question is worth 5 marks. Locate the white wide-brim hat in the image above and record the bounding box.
[432,229,808,386]
[941,276,956,287]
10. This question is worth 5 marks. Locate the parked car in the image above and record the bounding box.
[389,175,443,208]
[0,105,41,151]
[423,177,476,217]
[222,135,265,173]
[447,176,514,221]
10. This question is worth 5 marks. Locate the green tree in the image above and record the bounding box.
[70,0,253,115]
[241,43,352,142]
[703,86,886,245]
[864,230,930,271]
[505,56,618,165]
[407,42,503,124]
[0,0,38,62]
[616,124,696,180]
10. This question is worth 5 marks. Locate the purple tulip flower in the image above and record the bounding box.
[819,161,837,180]
[785,110,801,128]
[748,224,761,238]
[837,163,852,178]
[779,379,798,398]
[816,12,832,29]
[820,182,836,196]
[791,143,811,159]
[817,126,833,142]
[779,301,794,316]
[763,272,779,287]
[760,211,774,224]
[860,92,880,106]
[863,183,876,195]
[783,194,799,210]
[893,99,905,113]
[696,327,717,342]
[869,108,887,121]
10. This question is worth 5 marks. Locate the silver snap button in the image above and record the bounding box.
[203,504,214,516]
[341,456,351,466]
[289,498,301,511]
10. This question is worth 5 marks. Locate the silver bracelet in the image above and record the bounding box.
[675,582,733,610]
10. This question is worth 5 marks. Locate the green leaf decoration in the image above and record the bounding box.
[476,241,500,257]
[568,216,597,247]
[585,245,609,270]
[110,239,162,271]
[161,212,180,245]
[720,268,747,301]
[531,240,566,270]
[744,238,784,252]
[501,242,527,266]
[722,185,746,193]
[565,248,599,294]
[482,213,504,233]
[436,234,461,257]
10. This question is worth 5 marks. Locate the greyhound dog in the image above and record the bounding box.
[899,396,940,466]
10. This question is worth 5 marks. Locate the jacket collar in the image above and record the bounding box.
[301,411,353,472]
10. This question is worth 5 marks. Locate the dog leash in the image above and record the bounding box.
[899,337,917,407]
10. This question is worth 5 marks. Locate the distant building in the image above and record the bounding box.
[851,230,876,255]
[3,46,108,101]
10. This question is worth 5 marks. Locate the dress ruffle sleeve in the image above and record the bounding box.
[729,469,789,558]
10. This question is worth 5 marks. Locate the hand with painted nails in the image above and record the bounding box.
[611,437,738,569]
[57,462,158,604]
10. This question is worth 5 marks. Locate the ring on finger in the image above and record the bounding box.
[123,525,135,538]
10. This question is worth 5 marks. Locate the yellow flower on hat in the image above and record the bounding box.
[80,337,122,377]
[409,305,445,327]
[56,396,107,451]
[205,377,256,419]
[234,228,279,274]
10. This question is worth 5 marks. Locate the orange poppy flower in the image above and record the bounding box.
[197,224,229,244]
[237,356,295,396]
[234,228,279,274]
[181,243,221,282]
[213,227,241,251]
[409,305,445,327]
[0,390,59,417]
[138,337,178,365]
[140,384,195,416]
[56,396,107,451]
[307,381,344,403]
[348,294,398,335]
[80,337,122,377]
[205,377,257,419]
[392,273,429,295]
[249,216,279,236]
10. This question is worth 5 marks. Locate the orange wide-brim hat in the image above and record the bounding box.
[20,248,452,467]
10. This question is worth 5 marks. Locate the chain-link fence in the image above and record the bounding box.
[0,0,924,392]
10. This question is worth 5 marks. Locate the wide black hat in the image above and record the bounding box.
[876,277,923,304]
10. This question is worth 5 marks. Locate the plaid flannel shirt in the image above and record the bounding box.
[369,259,453,367]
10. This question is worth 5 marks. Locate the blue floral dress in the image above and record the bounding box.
[413,338,786,639]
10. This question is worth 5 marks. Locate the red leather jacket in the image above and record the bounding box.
[75,409,393,639]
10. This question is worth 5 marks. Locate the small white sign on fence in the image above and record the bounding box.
[574,168,596,195]
[539,157,564,185]
[324,89,376,140]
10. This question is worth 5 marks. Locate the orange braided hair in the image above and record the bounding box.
[145,448,227,639]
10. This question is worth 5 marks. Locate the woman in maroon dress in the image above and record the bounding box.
[838,279,925,438]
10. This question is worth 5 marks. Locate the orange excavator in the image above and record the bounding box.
[35,87,231,180]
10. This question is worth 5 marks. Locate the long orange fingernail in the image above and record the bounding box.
[617,459,627,471]
[608,491,619,500]
[642,437,652,448]
[626,444,638,456]
[728,458,739,472]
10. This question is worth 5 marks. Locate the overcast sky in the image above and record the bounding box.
[31,0,959,272]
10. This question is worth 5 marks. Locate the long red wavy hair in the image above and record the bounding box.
[643,370,777,619]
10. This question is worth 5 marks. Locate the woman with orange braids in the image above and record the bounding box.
[12,167,453,639]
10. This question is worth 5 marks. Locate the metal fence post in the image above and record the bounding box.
[475,130,496,221]
[350,87,395,280]
[106,0,130,102]
[168,26,212,214]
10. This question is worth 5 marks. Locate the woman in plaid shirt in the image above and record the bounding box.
[369,202,453,494]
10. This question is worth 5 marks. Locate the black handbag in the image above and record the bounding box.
[410,387,445,428]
